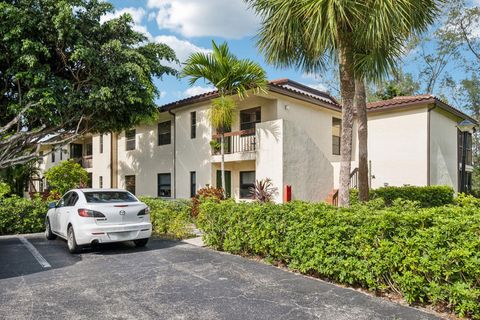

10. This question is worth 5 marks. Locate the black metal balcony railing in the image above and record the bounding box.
[212,129,256,155]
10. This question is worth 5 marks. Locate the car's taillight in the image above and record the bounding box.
[137,207,150,216]
[78,209,105,218]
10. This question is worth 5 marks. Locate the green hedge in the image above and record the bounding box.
[198,199,480,318]
[0,195,48,235]
[140,197,193,239]
[351,185,454,207]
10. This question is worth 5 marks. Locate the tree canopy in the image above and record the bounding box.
[0,0,177,169]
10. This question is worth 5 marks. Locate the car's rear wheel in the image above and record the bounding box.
[45,219,57,240]
[67,226,80,254]
[134,238,149,247]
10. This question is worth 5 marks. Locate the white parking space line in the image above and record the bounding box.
[18,236,51,268]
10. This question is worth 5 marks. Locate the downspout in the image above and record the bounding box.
[168,109,176,198]
[427,104,436,186]
[110,132,118,188]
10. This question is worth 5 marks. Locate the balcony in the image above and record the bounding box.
[72,155,93,169]
[211,129,257,162]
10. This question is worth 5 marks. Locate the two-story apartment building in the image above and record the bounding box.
[32,79,476,203]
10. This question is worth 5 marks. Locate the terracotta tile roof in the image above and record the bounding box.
[159,78,340,112]
[367,94,435,110]
[367,94,477,124]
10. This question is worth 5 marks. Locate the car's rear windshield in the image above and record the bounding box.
[83,191,138,203]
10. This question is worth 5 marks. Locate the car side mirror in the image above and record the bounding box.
[48,202,56,209]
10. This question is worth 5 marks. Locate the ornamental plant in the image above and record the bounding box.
[44,160,89,195]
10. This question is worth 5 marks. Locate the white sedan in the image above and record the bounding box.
[45,189,152,253]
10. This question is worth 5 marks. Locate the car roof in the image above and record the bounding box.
[73,188,129,193]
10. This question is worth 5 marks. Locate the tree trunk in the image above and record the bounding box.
[220,133,226,198]
[355,79,369,202]
[337,35,356,207]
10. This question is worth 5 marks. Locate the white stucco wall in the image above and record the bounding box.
[256,119,284,203]
[117,114,174,197]
[429,108,459,191]
[367,106,429,188]
[91,133,111,188]
[174,103,213,198]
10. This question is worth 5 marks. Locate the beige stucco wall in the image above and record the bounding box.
[91,133,111,188]
[367,106,429,188]
[212,160,256,201]
[117,114,174,197]
[429,108,459,191]
[256,119,284,203]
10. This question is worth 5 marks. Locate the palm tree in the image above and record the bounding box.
[181,41,267,198]
[247,0,439,206]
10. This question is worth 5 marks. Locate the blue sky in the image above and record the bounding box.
[106,0,329,106]
[106,0,475,109]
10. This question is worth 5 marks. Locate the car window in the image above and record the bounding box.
[66,192,79,206]
[83,191,138,203]
[57,192,72,208]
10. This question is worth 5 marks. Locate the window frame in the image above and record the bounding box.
[240,107,261,132]
[99,176,103,189]
[190,112,197,139]
[99,134,104,154]
[125,129,136,151]
[190,171,196,198]
[157,173,172,198]
[332,117,341,156]
[125,175,136,195]
[239,171,255,199]
[158,121,172,146]
[51,149,55,162]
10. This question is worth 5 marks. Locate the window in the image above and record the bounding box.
[86,143,93,156]
[158,121,171,146]
[84,191,138,203]
[332,117,341,155]
[70,143,82,159]
[66,192,79,206]
[190,171,196,197]
[125,175,136,195]
[190,112,197,139]
[51,149,55,162]
[240,107,261,132]
[99,176,103,189]
[126,129,136,151]
[60,149,63,161]
[87,173,92,188]
[157,173,171,197]
[240,171,255,199]
[99,135,104,154]
[57,192,72,208]
[458,131,473,166]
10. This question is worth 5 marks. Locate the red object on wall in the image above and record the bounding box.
[284,185,292,202]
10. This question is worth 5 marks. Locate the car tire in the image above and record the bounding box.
[45,219,57,240]
[67,226,80,254]
[134,238,149,247]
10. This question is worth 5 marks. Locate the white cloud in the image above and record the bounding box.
[100,7,146,24]
[147,0,260,39]
[100,7,152,39]
[305,83,327,92]
[183,86,214,97]
[159,90,167,98]
[154,35,211,68]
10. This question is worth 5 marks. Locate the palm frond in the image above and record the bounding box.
[209,96,236,131]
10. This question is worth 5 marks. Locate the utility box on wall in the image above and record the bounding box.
[284,185,292,202]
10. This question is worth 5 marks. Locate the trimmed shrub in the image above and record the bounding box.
[191,186,224,217]
[140,197,193,239]
[197,200,480,318]
[350,185,454,207]
[0,195,48,235]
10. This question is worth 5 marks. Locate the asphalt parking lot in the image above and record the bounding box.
[0,234,440,320]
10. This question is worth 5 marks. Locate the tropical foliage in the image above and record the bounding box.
[246,0,440,205]
[0,0,176,169]
[198,198,480,318]
[181,41,267,198]
[44,160,89,195]
[249,178,277,203]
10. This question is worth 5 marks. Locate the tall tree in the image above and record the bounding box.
[247,0,439,206]
[0,0,177,169]
[181,41,267,198]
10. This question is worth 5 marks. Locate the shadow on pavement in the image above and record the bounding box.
[0,234,182,280]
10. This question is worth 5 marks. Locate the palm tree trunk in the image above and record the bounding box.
[220,133,226,198]
[337,34,356,207]
[355,78,369,202]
